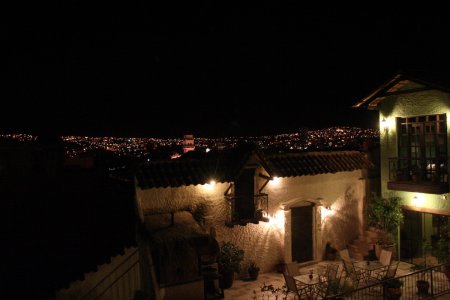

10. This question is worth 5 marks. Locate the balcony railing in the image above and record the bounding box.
[388,157,449,193]
[225,193,269,227]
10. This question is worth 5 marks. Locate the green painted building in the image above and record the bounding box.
[355,73,450,264]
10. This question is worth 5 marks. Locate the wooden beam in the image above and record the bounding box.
[224,183,233,196]
[384,87,431,97]
[258,173,271,180]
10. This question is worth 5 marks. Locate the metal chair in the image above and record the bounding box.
[342,259,363,288]
[379,249,392,266]
[286,261,300,276]
[282,273,308,299]
[384,261,399,279]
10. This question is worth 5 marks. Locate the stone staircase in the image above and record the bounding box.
[347,227,381,260]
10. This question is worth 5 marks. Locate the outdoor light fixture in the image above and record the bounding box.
[381,118,388,132]
[413,195,425,207]
[321,206,334,221]
[270,176,280,184]
[203,179,216,190]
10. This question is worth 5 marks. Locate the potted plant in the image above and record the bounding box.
[247,261,260,280]
[435,224,450,281]
[383,278,403,300]
[325,242,337,261]
[276,259,287,273]
[414,264,430,295]
[367,193,403,258]
[414,240,432,295]
[218,241,244,289]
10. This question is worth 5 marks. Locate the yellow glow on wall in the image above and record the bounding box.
[380,116,394,132]
[413,194,426,207]
[270,176,281,185]
[321,206,334,221]
[267,209,285,230]
[202,180,216,191]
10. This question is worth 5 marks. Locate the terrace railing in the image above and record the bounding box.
[388,157,449,193]
[328,263,450,300]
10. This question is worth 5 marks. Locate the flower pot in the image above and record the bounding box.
[326,252,337,261]
[385,287,402,300]
[416,280,429,295]
[248,269,259,280]
[444,265,450,282]
[276,263,287,274]
[375,243,396,260]
[219,270,234,289]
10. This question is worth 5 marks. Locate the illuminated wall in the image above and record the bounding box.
[379,84,450,209]
[136,168,365,274]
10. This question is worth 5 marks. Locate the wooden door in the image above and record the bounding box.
[291,205,313,263]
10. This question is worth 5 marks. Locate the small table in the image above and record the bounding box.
[354,261,385,282]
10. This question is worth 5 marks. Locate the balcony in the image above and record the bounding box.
[225,193,269,227]
[388,157,449,194]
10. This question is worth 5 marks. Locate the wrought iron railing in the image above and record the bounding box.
[327,263,450,299]
[388,157,448,183]
[225,193,268,224]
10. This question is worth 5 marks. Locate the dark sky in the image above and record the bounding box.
[3,2,450,137]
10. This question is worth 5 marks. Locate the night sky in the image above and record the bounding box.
[3,2,450,137]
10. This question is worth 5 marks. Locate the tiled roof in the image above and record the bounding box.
[137,146,372,189]
[136,143,268,189]
[267,151,373,177]
[353,72,450,110]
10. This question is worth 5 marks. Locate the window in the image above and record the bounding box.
[397,114,447,182]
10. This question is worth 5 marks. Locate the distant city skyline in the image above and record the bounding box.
[1,126,379,159]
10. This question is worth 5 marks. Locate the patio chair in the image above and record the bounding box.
[286,261,300,276]
[282,273,309,299]
[342,259,363,288]
[315,276,342,299]
[384,261,399,279]
[371,260,399,283]
[339,249,351,260]
[319,262,340,281]
[379,249,392,266]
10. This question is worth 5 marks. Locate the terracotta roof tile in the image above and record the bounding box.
[137,148,373,189]
[136,144,267,189]
[267,151,373,177]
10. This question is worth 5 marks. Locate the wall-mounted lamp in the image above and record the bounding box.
[321,206,334,221]
[381,118,389,132]
[442,195,448,201]
[413,195,425,207]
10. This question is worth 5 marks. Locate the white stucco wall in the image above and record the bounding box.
[137,169,365,275]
